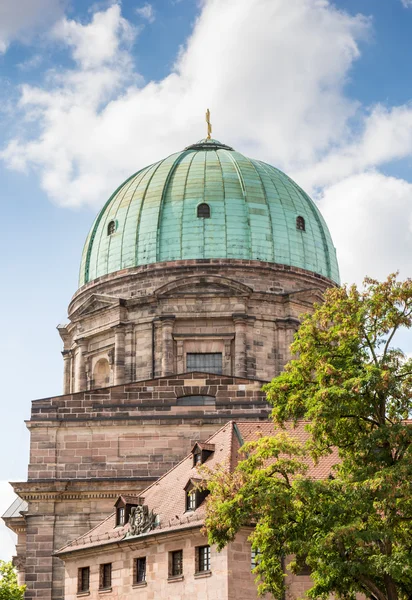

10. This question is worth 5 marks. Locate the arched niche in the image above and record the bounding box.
[93,358,111,388]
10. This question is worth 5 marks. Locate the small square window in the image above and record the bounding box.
[194,452,202,466]
[77,567,90,593]
[133,557,146,584]
[197,546,211,572]
[169,550,183,577]
[99,563,112,589]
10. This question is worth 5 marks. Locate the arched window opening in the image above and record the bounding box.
[107,220,116,235]
[93,358,111,388]
[176,395,216,406]
[197,203,210,218]
[296,216,305,231]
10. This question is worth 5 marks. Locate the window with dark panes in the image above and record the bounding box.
[187,490,196,511]
[197,545,211,572]
[169,550,183,577]
[186,352,222,374]
[176,395,215,406]
[197,203,210,218]
[107,220,116,235]
[133,557,146,584]
[296,215,305,231]
[99,563,112,589]
[116,506,125,527]
[251,548,262,570]
[77,567,90,593]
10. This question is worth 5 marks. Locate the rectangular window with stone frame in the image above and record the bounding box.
[77,567,90,593]
[186,352,223,374]
[133,557,146,584]
[169,550,183,577]
[196,545,211,573]
[99,563,112,590]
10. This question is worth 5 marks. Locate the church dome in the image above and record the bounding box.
[79,138,339,287]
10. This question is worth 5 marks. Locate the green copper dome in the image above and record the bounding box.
[79,138,339,287]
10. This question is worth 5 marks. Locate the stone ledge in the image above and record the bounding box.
[167,575,184,583]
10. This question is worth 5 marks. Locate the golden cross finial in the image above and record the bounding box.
[205,108,212,140]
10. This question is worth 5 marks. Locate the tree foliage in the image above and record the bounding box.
[204,274,412,600]
[0,561,25,600]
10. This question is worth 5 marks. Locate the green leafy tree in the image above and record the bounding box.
[205,274,412,600]
[0,561,25,600]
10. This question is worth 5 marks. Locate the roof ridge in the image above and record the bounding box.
[136,421,236,498]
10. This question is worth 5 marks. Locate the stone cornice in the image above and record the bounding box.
[12,479,153,502]
[69,258,335,313]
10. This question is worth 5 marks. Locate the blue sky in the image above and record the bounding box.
[1,0,412,559]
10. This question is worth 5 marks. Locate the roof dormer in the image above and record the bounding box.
[191,442,215,467]
[114,495,143,527]
[184,478,209,511]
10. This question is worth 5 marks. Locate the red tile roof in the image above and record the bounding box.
[56,421,338,556]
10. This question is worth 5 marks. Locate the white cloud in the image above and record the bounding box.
[295,104,412,191]
[1,0,370,207]
[0,482,17,561]
[401,0,412,7]
[51,4,136,70]
[318,172,412,284]
[0,0,66,53]
[136,3,155,23]
[2,0,412,286]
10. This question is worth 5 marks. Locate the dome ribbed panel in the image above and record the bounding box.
[78,143,340,287]
[203,150,226,258]
[229,152,273,263]
[136,153,181,266]
[218,150,251,259]
[158,152,194,262]
[181,150,206,260]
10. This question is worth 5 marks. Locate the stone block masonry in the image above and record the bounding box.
[14,372,270,600]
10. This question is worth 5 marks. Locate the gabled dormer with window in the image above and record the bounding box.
[114,495,143,527]
[184,478,209,511]
[191,442,215,467]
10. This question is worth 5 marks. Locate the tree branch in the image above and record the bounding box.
[340,414,380,427]
[358,575,388,600]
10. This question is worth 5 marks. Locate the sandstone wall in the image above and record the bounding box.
[59,260,331,393]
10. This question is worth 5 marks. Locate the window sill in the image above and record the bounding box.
[195,570,212,579]
[77,593,90,598]
[98,588,112,594]
[132,582,147,588]
[168,575,184,582]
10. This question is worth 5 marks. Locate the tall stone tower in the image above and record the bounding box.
[4,136,339,599]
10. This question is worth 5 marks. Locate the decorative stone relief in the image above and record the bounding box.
[127,505,157,537]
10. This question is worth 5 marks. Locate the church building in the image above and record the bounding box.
[4,129,340,599]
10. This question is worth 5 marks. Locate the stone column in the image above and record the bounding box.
[124,324,134,383]
[114,324,126,385]
[233,313,248,378]
[160,316,175,377]
[74,338,88,393]
[12,556,26,588]
[62,350,72,395]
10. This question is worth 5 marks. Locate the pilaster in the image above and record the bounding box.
[61,350,72,395]
[74,338,88,393]
[113,324,126,385]
[233,313,248,378]
[160,315,176,376]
